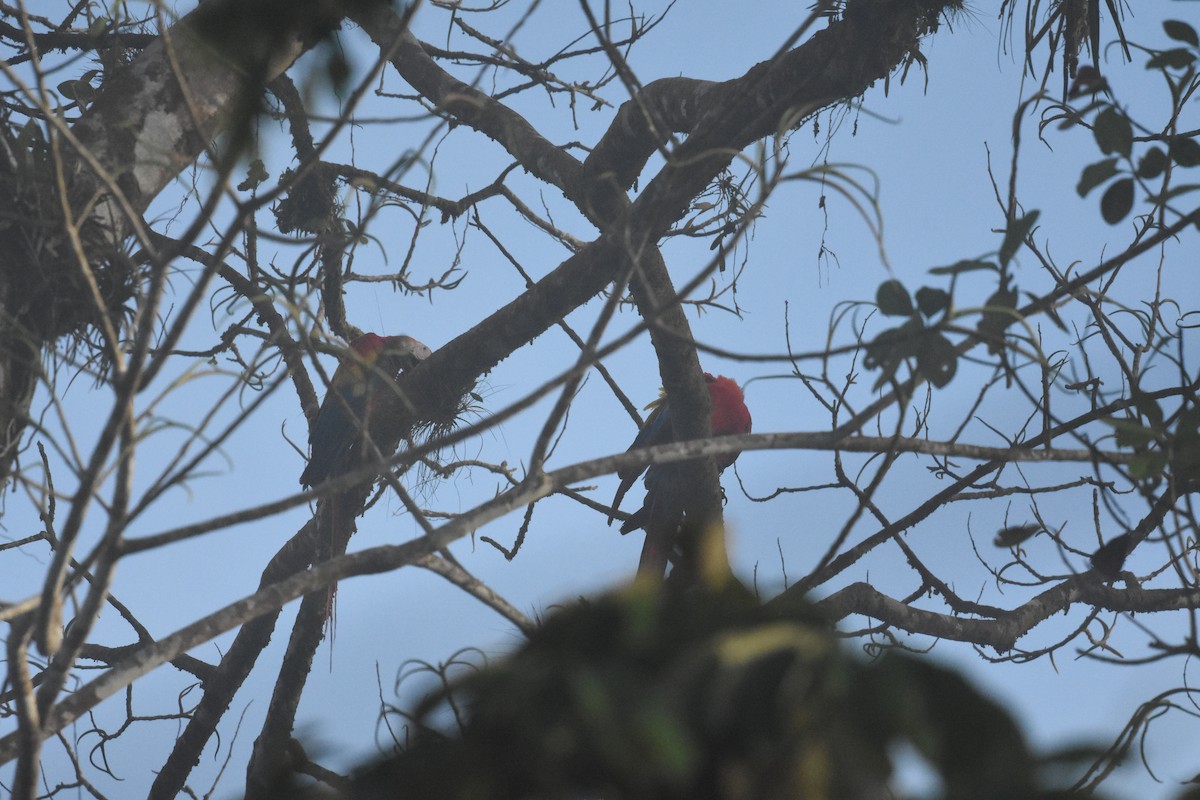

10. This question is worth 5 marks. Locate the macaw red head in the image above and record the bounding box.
[349,333,433,371]
[706,374,752,437]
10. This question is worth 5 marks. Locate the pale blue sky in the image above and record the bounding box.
[3,1,1199,797]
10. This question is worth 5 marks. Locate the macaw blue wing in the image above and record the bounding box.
[622,465,685,575]
[609,403,675,524]
[300,392,355,488]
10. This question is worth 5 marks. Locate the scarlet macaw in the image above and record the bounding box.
[609,373,752,576]
[299,333,432,488]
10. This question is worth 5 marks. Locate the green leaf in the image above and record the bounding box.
[864,318,925,391]
[1106,418,1156,449]
[1179,406,1200,436]
[1093,108,1134,158]
[1076,158,1120,197]
[928,259,997,276]
[999,210,1039,269]
[1171,412,1200,455]
[870,354,903,392]
[916,332,957,388]
[57,70,99,104]
[636,711,697,779]
[1164,19,1199,47]
[1067,66,1107,99]
[1168,407,1200,483]
[977,281,1019,356]
[1146,48,1197,71]
[1170,136,1200,168]
[863,327,899,371]
[876,280,913,317]
[915,286,950,318]
[984,285,1018,312]
[1136,147,1169,179]
[57,80,83,101]
[1134,394,1164,429]
[1130,451,1167,480]
[1173,434,1200,479]
[1145,183,1200,205]
[994,524,1042,548]
[864,318,923,367]
[1100,178,1134,224]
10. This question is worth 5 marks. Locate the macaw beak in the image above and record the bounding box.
[381,335,433,372]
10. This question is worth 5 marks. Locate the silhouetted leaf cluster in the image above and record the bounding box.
[1068,20,1200,225]
[865,279,957,390]
[260,582,1120,800]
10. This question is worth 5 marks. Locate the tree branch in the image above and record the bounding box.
[815,578,1200,653]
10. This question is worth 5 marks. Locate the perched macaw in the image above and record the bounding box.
[609,373,752,576]
[299,333,433,488]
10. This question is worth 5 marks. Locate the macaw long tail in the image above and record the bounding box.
[631,469,685,578]
[637,528,672,577]
[323,586,337,645]
[319,493,352,640]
